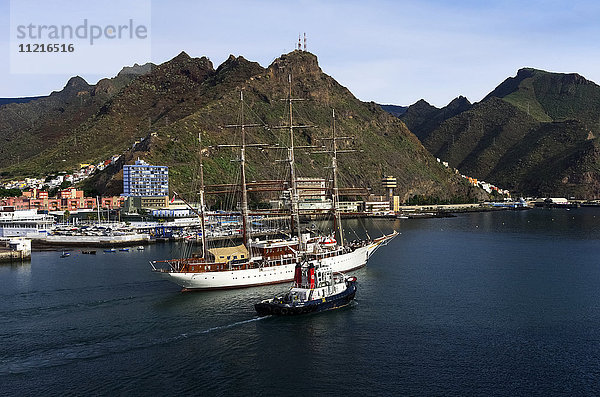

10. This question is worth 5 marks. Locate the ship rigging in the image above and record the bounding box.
[150,76,397,290]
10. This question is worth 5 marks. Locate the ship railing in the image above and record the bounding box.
[306,245,352,260]
[372,230,398,245]
[149,260,180,273]
[262,256,298,268]
[151,257,220,273]
[150,259,185,272]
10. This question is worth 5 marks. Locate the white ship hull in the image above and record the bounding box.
[156,232,395,290]
[158,262,297,290]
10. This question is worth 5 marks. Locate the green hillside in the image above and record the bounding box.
[0,51,483,203]
[400,96,472,142]
[402,68,600,198]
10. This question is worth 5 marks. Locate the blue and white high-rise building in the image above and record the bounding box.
[123,159,169,197]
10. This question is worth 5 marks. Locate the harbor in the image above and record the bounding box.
[0,198,577,249]
[3,0,600,395]
[3,211,600,395]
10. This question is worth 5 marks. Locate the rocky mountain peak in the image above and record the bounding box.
[117,62,154,77]
[413,98,434,108]
[162,51,213,72]
[216,54,258,72]
[516,67,537,79]
[173,50,191,61]
[445,96,471,113]
[211,54,264,86]
[562,72,593,86]
[448,95,470,106]
[49,76,91,99]
[268,50,322,79]
[65,76,90,90]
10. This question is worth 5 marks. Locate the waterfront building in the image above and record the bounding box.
[382,175,397,199]
[382,175,397,210]
[392,196,400,212]
[364,195,391,213]
[297,177,326,202]
[23,189,48,199]
[123,159,169,197]
[122,196,169,213]
[152,208,193,218]
[338,201,362,213]
[0,207,55,237]
[298,199,332,211]
[59,188,84,199]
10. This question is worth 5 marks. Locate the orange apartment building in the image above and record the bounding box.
[6,188,124,211]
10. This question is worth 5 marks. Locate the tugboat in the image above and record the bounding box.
[254,260,357,316]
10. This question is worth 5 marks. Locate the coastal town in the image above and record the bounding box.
[0,150,589,264]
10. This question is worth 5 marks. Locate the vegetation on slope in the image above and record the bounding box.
[389,68,600,198]
[1,51,481,203]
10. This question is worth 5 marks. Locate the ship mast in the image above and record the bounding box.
[313,109,355,247]
[274,74,316,249]
[221,91,266,255]
[161,133,209,258]
[286,75,302,248]
[331,109,344,247]
[168,188,208,258]
[239,91,252,251]
[198,132,208,259]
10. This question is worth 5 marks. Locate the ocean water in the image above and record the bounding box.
[2,209,600,395]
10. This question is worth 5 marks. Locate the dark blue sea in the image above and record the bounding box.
[2,208,600,396]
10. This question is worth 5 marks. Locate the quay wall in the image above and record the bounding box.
[34,234,151,247]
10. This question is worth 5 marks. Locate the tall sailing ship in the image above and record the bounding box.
[151,77,397,290]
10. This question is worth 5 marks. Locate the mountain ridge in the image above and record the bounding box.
[0,50,483,203]
[389,67,600,198]
[400,96,472,142]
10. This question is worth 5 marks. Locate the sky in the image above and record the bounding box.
[2,0,600,107]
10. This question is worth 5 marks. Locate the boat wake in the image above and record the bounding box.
[178,316,267,337]
[0,316,268,375]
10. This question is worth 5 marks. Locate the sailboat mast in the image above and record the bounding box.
[96,196,101,224]
[239,91,252,251]
[287,74,302,249]
[220,91,266,254]
[331,109,344,247]
[198,132,208,259]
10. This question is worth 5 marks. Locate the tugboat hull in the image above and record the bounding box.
[254,280,357,316]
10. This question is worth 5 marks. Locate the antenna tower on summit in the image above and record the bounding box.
[297,34,302,50]
[303,33,307,51]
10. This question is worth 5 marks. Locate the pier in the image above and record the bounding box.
[0,238,31,262]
